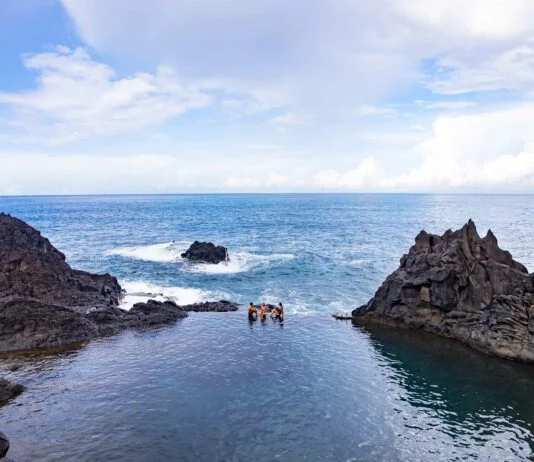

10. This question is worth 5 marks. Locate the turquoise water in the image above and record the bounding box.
[1,194,534,460]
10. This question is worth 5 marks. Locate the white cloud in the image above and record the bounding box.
[389,105,534,188]
[314,157,379,189]
[59,0,534,109]
[3,102,534,194]
[415,100,478,110]
[0,47,213,143]
[311,104,534,190]
[271,112,312,126]
[357,105,396,116]
[425,44,534,95]
[3,1,534,193]
[223,177,261,189]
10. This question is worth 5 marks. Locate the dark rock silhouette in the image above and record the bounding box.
[181,241,228,264]
[353,220,534,363]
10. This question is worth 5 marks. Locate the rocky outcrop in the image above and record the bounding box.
[0,378,25,406]
[0,215,239,353]
[352,220,534,363]
[0,213,121,312]
[181,241,228,264]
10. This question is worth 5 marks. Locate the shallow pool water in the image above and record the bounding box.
[2,313,534,461]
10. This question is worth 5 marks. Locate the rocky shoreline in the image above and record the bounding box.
[353,220,534,363]
[0,213,239,354]
[0,213,242,458]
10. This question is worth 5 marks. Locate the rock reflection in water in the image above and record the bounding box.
[360,323,534,461]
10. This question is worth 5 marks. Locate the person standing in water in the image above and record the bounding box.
[259,303,268,321]
[248,302,258,321]
[271,302,284,319]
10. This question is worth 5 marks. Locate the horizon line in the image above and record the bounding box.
[1,192,534,198]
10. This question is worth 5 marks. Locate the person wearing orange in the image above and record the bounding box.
[259,303,268,321]
[271,302,284,319]
[248,302,258,321]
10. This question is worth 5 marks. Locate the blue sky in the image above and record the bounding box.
[1,0,534,194]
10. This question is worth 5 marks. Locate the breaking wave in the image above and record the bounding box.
[183,251,295,274]
[107,242,295,274]
[106,241,188,263]
[118,281,227,311]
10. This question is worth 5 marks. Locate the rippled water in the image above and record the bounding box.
[1,194,534,460]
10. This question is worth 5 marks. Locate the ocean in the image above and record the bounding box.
[1,194,534,461]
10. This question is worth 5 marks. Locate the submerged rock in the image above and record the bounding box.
[0,431,8,459]
[353,220,534,363]
[0,378,25,406]
[181,241,228,264]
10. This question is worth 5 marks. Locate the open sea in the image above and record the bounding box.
[1,194,534,461]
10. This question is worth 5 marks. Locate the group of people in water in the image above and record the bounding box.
[248,302,284,321]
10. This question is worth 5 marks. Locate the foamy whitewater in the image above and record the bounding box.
[2,194,534,461]
[108,241,295,275]
[118,281,215,310]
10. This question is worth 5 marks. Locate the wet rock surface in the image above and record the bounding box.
[181,300,239,312]
[0,213,121,312]
[181,241,228,264]
[353,220,534,362]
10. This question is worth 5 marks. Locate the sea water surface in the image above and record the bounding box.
[0,194,534,461]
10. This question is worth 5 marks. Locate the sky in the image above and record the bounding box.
[1,0,534,194]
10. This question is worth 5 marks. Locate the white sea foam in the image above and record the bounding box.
[106,242,189,263]
[183,251,295,274]
[119,281,213,310]
[107,242,295,274]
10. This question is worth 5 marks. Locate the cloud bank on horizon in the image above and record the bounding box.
[1,0,534,194]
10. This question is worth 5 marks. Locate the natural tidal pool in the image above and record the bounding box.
[1,193,534,460]
[2,313,534,461]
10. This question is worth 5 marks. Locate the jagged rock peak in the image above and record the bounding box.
[353,220,534,363]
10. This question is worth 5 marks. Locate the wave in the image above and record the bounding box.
[107,242,295,274]
[183,251,295,274]
[106,241,189,263]
[118,281,224,311]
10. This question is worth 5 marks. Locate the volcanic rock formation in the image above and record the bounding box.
[352,220,534,362]
[0,213,121,311]
[181,241,228,264]
[0,214,238,353]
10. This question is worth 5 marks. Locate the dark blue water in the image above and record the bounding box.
[1,194,534,461]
